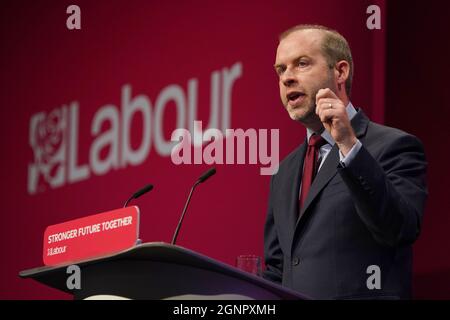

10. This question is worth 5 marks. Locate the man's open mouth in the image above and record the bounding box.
[287,91,305,103]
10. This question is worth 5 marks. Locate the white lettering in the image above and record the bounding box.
[366,264,382,289]
[171,121,279,175]
[68,102,90,183]
[28,62,243,193]
[66,5,81,30]
[221,63,242,132]
[154,85,186,156]
[66,265,81,290]
[90,105,120,175]
[366,5,381,30]
[121,85,152,166]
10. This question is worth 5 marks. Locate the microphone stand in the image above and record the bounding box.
[171,180,200,245]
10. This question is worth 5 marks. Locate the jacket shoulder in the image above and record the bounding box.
[361,121,427,169]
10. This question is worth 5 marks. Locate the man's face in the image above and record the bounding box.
[275,29,336,126]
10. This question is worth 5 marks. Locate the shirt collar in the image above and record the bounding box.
[306,102,357,145]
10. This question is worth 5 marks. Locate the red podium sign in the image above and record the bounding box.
[43,206,140,266]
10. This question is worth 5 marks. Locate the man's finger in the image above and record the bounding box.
[318,107,335,123]
[315,98,336,114]
[316,88,339,102]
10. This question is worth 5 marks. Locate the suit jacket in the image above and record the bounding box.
[263,109,427,299]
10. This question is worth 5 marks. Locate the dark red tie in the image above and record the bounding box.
[299,134,327,210]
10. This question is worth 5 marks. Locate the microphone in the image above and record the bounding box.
[124,184,154,208]
[171,167,216,245]
[198,167,216,183]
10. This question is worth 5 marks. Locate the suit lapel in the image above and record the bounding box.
[284,141,307,239]
[296,144,340,225]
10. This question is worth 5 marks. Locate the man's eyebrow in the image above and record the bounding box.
[273,55,310,69]
[273,63,285,69]
[293,55,310,62]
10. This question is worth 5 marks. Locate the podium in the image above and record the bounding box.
[19,242,307,300]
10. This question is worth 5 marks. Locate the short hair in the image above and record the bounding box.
[279,24,354,97]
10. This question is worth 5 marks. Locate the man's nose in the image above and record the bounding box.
[281,69,297,87]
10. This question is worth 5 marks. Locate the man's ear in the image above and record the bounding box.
[334,60,350,88]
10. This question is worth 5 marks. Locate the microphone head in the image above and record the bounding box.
[133,184,154,199]
[197,167,216,183]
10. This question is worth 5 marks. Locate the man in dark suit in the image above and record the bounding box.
[263,24,427,299]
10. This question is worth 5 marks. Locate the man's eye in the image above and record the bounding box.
[298,61,309,67]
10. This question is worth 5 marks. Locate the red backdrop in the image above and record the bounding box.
[385,1,450,299]
[1,0,386,299]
